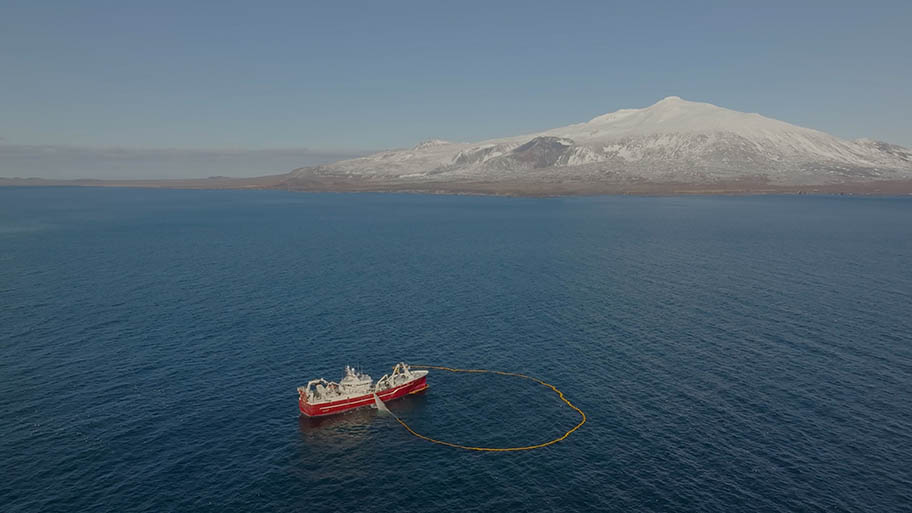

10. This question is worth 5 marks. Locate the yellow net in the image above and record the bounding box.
[390,365,586,452]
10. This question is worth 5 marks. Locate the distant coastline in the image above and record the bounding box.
[7,98,911,198]
[3,175,912,197]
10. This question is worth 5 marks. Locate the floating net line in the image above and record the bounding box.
[387,365,586,452]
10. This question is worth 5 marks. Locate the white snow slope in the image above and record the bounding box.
[290,97,912,186]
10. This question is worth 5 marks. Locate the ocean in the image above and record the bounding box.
[2,187,911,512]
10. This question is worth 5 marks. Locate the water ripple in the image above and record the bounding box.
[1,189,911,512]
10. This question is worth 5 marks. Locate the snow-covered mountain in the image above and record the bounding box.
[288,97,912,188]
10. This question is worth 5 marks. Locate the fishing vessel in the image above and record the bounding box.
[297,362,428,417]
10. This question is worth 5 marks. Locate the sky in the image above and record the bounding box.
[2,0,910,178]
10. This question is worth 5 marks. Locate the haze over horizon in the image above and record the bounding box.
[2,1,911,179]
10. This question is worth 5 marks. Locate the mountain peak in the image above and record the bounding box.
[586,96,726,128]
[645,96,719,112]
[290,97,912,190]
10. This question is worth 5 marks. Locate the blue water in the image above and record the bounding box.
[2,187,912,512]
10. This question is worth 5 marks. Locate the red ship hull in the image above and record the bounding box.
[299,375,427,417]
